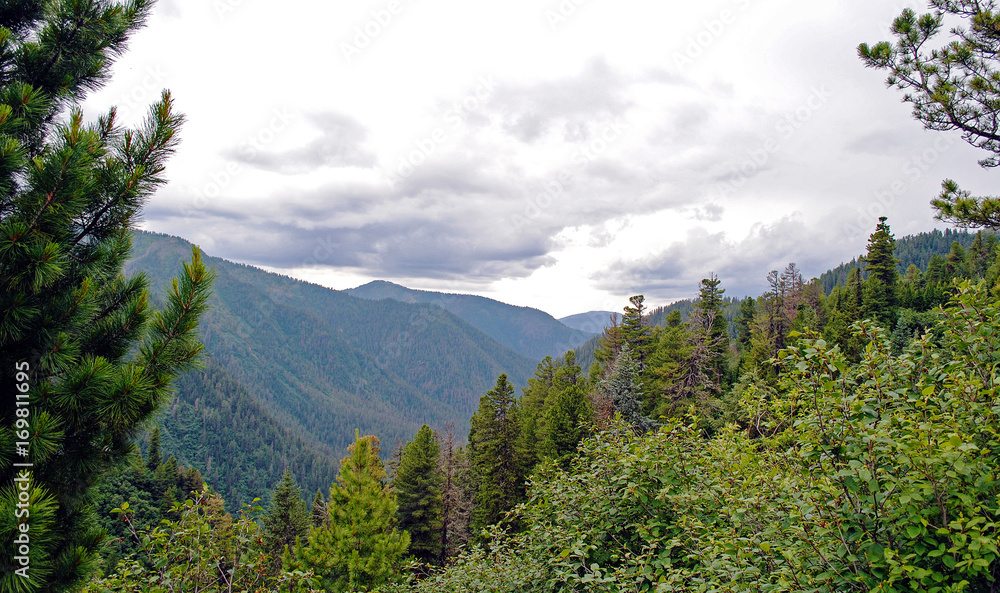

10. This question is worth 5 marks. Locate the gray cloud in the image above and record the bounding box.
[595,215,849,301]
[228,111,376,173]
[491,58,634,143]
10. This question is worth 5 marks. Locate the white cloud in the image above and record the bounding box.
[83,0,1000,317]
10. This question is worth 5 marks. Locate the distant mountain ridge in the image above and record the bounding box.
[347,280,596,360]
[126,231,538,510]
[559,311,619,334]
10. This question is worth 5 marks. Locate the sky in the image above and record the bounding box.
[82,0,999,319]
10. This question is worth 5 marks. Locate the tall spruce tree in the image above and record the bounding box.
[145,427,162,473]
[0,2,212,590]
[691,274,728,389]
[261,469,309,571]
[599,345,656,434]
[862,217,900,326]
[539,353,592,461]
[621,295,650,366]
[394,425,444,565]
[468,374,523,538]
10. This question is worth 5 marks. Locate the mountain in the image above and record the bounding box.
[126,231,538,509]
[558,311,619,334]
[347,280,596,360]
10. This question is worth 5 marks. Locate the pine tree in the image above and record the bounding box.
[468,374,524,538]
[146,427,163,473]
[860,5,1000,229]
[394,425,444,565]
[285,433,409,592]
[262,469,309,571]
[0,2,212,590]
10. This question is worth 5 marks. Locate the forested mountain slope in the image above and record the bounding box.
[818,228,991,291]
[558,311,618,334]
[347,280,596,360]
[126,231,537,507]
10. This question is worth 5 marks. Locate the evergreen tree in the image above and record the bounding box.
[592,314,623,377]
[310,489,326,528]
[734,296,757,353]
[642,314,692,415]
[861,217,900,326]
[394,425,444,565]
[468,374,524,538]
[261,469,309,571]
[0,2,212,590]
[539,374,592,460]
[285,433,409,592]
[861,4,1000,229]
[691,274,728,389]
[146,427,163,473]
[599,345,656,434]
[517,357,557,472]
[621,295,651,365]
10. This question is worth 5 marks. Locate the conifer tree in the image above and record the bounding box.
[539,377,591,460]
[394,425,444,565]
[310,489,326,528]
[862,217,900,326]
[0,1,212,590]
[860,3,1000,230]
[262,469,309,571]
[516,357,557,472]
[599,345,656,434]
[621,295,651,365]
[285,433,409,592]
[691,274,728,389]
[468,374,524,538]
[146,427,163,473]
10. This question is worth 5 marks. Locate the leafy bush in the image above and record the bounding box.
[399,282,1000,592]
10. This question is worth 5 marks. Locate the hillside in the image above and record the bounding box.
[126,231,538,508]
[347,280,596,360]
[818,228,992,292]
[558,311,619,334]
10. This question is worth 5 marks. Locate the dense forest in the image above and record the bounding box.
[82,217,1000,593]
[6,1,1000,593]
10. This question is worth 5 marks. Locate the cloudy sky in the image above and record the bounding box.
[83,0,998,318]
